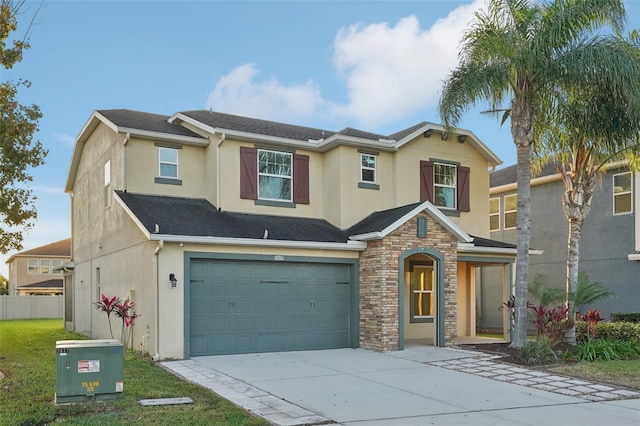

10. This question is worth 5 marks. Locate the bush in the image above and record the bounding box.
[519,338,558,365]
[611,312,640,323]
[575,338,640,362]
[576,321,640,342]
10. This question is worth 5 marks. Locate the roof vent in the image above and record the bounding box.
[154,224,160,234]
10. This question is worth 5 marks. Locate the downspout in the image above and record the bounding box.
[123,132,130,190]
[152,240,163,361]
[216,133,226,209]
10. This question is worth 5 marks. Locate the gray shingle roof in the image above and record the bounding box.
[115,191,348,243]
[179,110,338,141]
[490,162,560,187]
[19,279,63,289]
[97,109,203,138]
[469,235,517,249]
[14,239,71,257]
[346,203,422,236]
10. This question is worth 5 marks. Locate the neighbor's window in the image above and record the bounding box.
[434,162,456,209]
[28,259,38,274]
[258,149,292,201]
[361,154,376,183]
[52,259,63,274]
[490,197,500,231]
[613,171,633,215]
[159,147,179,179]
[411,263,435,323]
[40,259,51,274]
[504,194,517,229]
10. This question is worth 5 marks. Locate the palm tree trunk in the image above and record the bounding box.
[511,142,532,348]
[565,216,583,345]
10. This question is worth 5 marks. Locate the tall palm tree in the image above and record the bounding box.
[534,36,640,344]
[439,0,637,347]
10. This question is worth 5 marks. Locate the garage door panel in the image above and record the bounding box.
[190,259,353,356]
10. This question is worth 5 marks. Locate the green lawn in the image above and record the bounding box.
[0,319,268,426]
[547,359,640,390]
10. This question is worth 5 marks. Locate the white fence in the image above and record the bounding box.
[0,295,63,320]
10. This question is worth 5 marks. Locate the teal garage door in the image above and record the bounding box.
[189,259,353,356]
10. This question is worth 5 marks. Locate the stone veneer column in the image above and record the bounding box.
[359,213,459,351]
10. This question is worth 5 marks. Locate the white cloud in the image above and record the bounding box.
[55,133,75,147]
[206,64,326,123]
[205,0,485,130]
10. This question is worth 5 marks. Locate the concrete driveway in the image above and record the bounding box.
[162,346,640,425]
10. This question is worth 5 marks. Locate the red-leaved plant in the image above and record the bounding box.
[578,309,603,340]
[529,304,572,347]
[94,294,122,338]
[95,294,140,349]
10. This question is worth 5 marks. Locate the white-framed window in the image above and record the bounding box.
[613,171,633,215]
[410,263,435,323]
[159,147,179,179]
[52,259,63,274]
[258,149,292,201]
[434,162,456,209]
[504,194,517,229]
[104,160,111,208]
[490,197,500,231]
[28,259,38,274]
[361,154,376,183]
[40,259,51,274]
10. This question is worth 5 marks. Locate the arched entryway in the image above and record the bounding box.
[398,247,445,350]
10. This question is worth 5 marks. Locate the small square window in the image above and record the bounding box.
[159,147,179,179]
[361,154,376,183]
[613,171,633,215]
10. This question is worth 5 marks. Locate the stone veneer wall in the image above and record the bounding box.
[359,213,459,351]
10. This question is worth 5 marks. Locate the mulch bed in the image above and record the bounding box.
[457,342,576,366]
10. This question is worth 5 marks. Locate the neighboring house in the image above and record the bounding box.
[5,239,71,296]
[489,163,639,325]
[64,109,517,359]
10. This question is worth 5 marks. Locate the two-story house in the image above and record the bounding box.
[489,163,639,327]
[64,109,517,359]
[5,239,71,296]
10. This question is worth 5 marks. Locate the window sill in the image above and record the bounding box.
[410,317,434,324]
[155,177,183,186]
[358,182,380,190]
[438,208,461,217]
[255,199,296,208]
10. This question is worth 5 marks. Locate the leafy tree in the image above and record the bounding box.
[0,0,46,254]
[533,32,640,344]
[439,0,637,347]
[0,273,7,295]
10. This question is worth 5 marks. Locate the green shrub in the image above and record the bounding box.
[611,312,640,323]
[576,321,640,342]
[575,338,640,362]
[519,337,558,365]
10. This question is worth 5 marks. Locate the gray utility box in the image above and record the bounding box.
[55,339,124,404]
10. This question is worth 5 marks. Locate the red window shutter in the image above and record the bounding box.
[293,154,310,204]
[240,147,257,200]
[457,166,470,212]
[420,160,434,202]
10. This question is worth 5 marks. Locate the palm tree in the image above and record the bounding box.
[533,36,640,343]
[439,0,637,347]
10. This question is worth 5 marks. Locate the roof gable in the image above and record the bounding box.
[6,239,71,265]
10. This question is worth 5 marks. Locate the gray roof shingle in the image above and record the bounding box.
[346,203,422,236]
[97,109,204,138]
[490,162,560,187]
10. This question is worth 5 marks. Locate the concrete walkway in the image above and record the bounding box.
[162,346,640,425]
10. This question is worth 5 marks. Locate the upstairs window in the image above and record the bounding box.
[28,259,38,274]
[52,259,63,274]
[258,149,292,201]
[420,160,470,212]
[40,260,51,274]
[361,154,376,183]
[240,147,309,205]
[159,147,178,179]
[490,197,500,231]
[613,171,633,215]
[504,194,517,229]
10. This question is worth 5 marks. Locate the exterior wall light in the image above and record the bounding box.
[169,273,177,288]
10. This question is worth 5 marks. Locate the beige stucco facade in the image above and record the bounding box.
[65,110,512,359]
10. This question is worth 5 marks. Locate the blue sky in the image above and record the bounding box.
[2,0,639,273]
